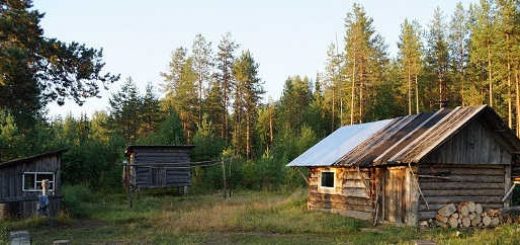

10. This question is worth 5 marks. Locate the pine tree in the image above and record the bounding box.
[323,43,344,129]
[161,47,188,94]
[215,33,238,142]
[449,2,470,106]
[495,0,518,129]
[192,34,213,127]
[343,3,388,123]
[0,0,118,125]
[162,58,198,143]
[232,51,264,158]
[469,0,497,107]
[425,7,450,109]
[398,19,423,114]
[205,78,227,140]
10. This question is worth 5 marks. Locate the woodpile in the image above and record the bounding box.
[432,202,501,228]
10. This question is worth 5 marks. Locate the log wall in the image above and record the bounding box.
[417,164,509,221]
[128,147,192,189]
[0,154,62,219]
[308,167,373,220]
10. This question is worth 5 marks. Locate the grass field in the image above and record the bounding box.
[4,189,520,244]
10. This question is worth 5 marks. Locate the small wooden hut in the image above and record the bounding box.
[123,145,194,193]
[0,149,66,219]
[288,105,520,226]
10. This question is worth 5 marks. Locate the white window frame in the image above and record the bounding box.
[22,172,55,192]
[319,170,336,191]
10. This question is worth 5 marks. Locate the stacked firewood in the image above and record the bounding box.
[434,202,501,228]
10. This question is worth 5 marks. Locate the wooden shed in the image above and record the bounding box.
[287,105,520,226]
[0,149,66,219]
[123,145,194,192]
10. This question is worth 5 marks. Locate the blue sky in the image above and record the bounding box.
[34,0,476,119]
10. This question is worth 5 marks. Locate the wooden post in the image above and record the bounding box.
[125,165,134,208]
[222,159,228,199]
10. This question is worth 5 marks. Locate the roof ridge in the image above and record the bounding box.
[392,105,486,163]
[373,109,446,164]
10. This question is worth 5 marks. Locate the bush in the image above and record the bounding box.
[0,222,9,244]
[62,185,95,218]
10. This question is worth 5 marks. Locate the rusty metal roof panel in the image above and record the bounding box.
[335,112,436,167]
[387,106,486,164]
[372,108,452,165]
[287,119,393,167]
[288,105,519,168]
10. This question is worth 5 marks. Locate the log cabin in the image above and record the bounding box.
[287,105,520,226]
[0,149,66,219]
[123,145,194,193]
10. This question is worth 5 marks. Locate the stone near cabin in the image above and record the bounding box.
[461,217,471,228]
[490,217,500,227]
[457,202,470,216]
[482,216,492,227]
[475,204,483,214]
[438,204,457,217]
[467,202,476,213]
[486,209,501,217]
[448,216,459,228]
[435,214,448,223]
[471,215,481,227]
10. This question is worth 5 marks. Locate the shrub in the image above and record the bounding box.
[0,222,9,244]
[62,185,94,218]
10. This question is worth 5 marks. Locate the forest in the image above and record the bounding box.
[1,0,520,193]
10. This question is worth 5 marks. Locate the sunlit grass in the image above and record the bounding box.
[4,189,520,244]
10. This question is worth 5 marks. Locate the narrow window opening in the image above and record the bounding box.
[321,171,334,188]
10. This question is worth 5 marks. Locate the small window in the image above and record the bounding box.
[321,171,334,188]
[22,172,55,192]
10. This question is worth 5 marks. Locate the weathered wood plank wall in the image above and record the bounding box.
[424,120,512,164]
[307,167,373,221]
[0,154,62,219]
[130,147,192,189]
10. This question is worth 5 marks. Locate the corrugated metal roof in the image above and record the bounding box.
[286,119,393,167]
[337,112,436,167]
[288,105,520,168]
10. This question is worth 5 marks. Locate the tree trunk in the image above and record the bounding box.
[415,74,419,114]
[507,34,512,128]
[269,105,273,146]
[359,62,363,124]
[408,67,412,115]
[439,75,443,109]
[246,113,250,159]
[332,84,336,131]
[516,70,520,137]
[350,58,356,125]
[198,78,203,127]
[488,46,493,107]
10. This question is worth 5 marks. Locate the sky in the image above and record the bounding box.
[34,0,476,119]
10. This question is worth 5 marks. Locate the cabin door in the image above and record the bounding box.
[151,167,167,186]
[384,168,406,224]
